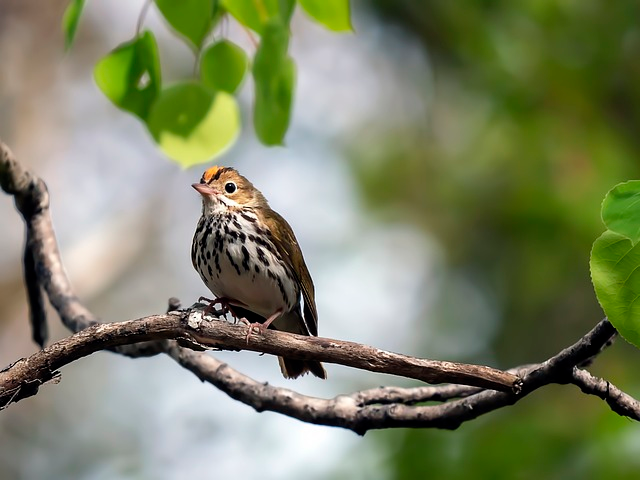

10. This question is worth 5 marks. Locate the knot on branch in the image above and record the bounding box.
[15,178,49,218]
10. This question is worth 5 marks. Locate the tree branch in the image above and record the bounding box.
[161,318,632,433]
[0,308,520,410]
[1,139,638,434]
[569,368,640,420]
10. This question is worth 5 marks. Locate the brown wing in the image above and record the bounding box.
[262,209,318,336]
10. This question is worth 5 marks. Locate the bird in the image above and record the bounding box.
[191,166,326,379]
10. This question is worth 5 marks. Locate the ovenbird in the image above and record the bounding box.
[191,166,326,379]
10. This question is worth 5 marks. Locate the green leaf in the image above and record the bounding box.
[254,58,295,145]
[601,180,640,244]
[200,40,248,94]
[221,0,294,34]
[62,0,85,51]
[253,21,295,145]
[299,0,352,32]
[590,230,640,348]
[146,82,240,167]
[155,0,218,48]
[94,31,161,119]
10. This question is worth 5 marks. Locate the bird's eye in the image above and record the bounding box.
[224,182,237,194]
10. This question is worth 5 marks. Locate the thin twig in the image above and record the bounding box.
[23,229,47,347]
[570,368,640,420]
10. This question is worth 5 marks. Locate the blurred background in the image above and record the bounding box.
[2,0,640,478]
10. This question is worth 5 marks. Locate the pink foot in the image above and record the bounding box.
[244,309,283,344]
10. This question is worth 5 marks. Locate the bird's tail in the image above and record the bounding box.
[278,357,327,379]
[273,309,327,379]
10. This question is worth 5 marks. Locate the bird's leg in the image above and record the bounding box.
[197,295,217,312]
[197,296,228,317]
[226,304,251,325]
[245,308,283,343]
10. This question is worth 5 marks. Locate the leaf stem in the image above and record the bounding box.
[136,0,153,36]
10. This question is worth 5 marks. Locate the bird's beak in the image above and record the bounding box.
[192,183,218,196]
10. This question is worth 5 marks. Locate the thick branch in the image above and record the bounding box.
[0,310,519,409]
[186,311,518,391]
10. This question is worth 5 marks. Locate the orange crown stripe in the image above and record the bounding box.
[203,166,222,183]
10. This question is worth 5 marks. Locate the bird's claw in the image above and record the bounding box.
[245,322,267,344]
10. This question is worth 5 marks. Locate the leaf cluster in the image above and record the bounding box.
[63,0,352,167]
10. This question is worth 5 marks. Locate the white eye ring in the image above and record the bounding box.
[224,182,237,194]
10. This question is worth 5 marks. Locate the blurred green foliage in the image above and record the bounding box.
[345,0,640,478]
[62,0,85,50]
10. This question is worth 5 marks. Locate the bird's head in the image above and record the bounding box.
[192,166,268,214]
